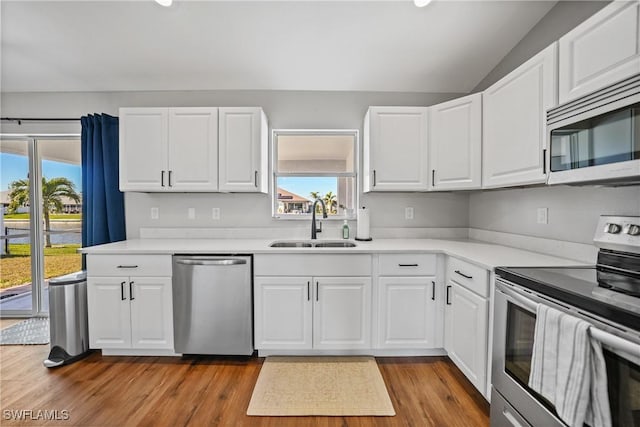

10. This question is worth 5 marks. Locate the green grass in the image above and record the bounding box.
[3,213,81,220]
[0,244,82,289]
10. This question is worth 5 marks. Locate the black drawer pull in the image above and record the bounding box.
[117,265,138,269]
[455,270,472,279]
[398,264,419,267]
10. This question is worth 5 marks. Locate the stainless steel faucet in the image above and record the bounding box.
[311,198,328,239]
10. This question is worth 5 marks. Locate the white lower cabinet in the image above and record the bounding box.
[86,255,174,353]
[444,257,490,396]
[254,276,371,350]
[88,276,174,350]
[378,277,438,348]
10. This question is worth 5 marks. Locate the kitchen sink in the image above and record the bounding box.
[269,241,313,248]
[269,240,357,248]
[314,241,357,248]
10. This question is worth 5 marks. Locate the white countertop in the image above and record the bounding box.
[80,238,589,270]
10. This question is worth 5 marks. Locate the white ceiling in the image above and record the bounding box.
[1,0,557,94]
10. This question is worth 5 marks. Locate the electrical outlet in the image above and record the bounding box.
[537,207,548,224]
[151,207,159,220]
[405,207,414,220]
[188,207,195,220]
[212,208,220,220]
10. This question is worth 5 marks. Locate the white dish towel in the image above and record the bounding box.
[528,304,612,427]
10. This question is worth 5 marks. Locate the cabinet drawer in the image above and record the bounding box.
[87,254,172,277]
[254,254,371,276]
[447,257,488,297]
[379,254,436,276]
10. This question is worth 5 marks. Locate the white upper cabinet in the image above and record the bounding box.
[429,93,482,191]
[559,1,640,104]
[168,108,219,191]
[363,107,429,192]
[120,107,218,192]
[119,108,168,191]
[482,43,558,189]
[218,107,268,193]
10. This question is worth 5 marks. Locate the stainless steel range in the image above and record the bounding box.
[492,216,640,427]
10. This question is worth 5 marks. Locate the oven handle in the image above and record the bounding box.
[501,287,640,358]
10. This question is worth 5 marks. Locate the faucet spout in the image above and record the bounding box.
[311,198,328,240]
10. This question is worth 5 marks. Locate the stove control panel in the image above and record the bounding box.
[594,216,640,253]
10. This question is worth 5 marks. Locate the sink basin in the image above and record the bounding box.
[269,241,313,248]
[269,240,357,248]
[314,241,357,248]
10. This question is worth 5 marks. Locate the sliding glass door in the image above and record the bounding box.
[0,135,82,317]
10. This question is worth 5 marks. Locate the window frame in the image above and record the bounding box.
[271,129,359,220]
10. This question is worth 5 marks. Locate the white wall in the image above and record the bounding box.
[469,186,640,245]
[1,89,469,238]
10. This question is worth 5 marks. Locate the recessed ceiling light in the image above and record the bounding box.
[155,0,173,7]
[414,0,433,7]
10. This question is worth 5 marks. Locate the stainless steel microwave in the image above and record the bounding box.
[547,74,640,186]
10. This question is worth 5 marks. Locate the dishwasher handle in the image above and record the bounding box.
[175,258,247,266]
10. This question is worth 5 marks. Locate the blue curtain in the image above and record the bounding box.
[81,114,126,248]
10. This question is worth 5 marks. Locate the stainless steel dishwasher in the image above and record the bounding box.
[172,255,253,355]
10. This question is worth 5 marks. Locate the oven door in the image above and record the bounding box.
[493,281,564,426]
[493,279,640,427]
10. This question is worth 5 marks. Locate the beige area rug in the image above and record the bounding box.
[247,356,396,416]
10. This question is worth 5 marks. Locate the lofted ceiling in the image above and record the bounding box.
[1,0,557,94]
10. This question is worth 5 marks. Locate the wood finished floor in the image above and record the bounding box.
[0,335,489,426]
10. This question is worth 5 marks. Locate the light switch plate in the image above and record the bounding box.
[151,207,159,220]
[537,207,548,224]
[212,208,220,220]
[405,207,414,220]
[188,207,195,220]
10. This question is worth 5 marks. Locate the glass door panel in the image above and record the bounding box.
[39,138,82,314]
[0,138,35,315]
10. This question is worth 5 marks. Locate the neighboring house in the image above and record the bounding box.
[277,188,311,214]
[0,190,82,214]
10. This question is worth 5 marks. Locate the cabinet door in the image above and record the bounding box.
[445,282,488,394]
[87,277,131,349]
[559,2,640,104]
[167,108,218,191]
[378,277,438,349]
[314,277,371,349]
[429,93,482,190]
[119,108,168,191]
[129,277,174,349]
[364,107,429,192]
[482,43,557,189]
[218,107,268,193]
[254,276,312,350]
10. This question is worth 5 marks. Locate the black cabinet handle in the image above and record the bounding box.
[316,281,319,301]
[161,170,165,187]
[373,170,376,186]
[446,285,451,305]
[432,169,435,185]
[117,265,138,269]
[455,270,473,279]
[168,170,173,187]
[129,281,134,300]
[431,281,436,301]
[542,149,547,174]
[398,263,418,267]
[307,281,310,301]
[121,281,126,301]
[254,170,258,187]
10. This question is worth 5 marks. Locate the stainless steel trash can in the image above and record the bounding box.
[43,271,91,368]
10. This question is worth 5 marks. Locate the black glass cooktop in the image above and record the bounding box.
[496,265,640,331]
